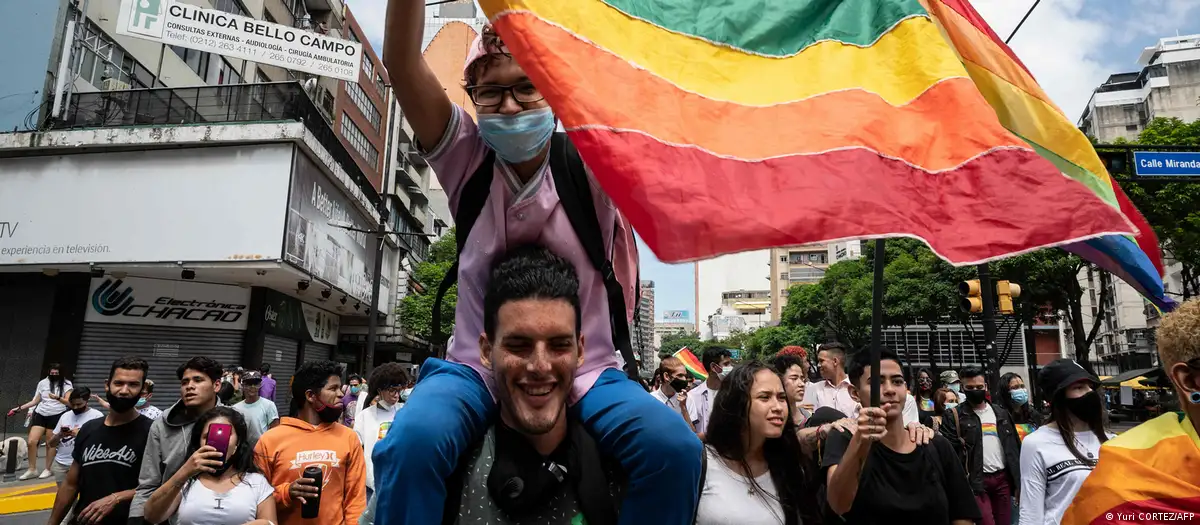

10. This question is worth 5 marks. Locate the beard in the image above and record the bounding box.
[496,370,569,435]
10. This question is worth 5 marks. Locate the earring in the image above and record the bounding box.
[1189,391,1200,404]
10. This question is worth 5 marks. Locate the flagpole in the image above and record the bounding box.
[870,239,886,407]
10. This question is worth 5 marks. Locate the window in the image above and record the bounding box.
[263,10,278,24]
[362,58,374,81]
[72,18,156,88]
[171,45,212,79]
[217,59,242,85]
[779,255,786,262]
[375,73,386,96]
[345,82,382,130]
[212,0,248,16]
[341,112,380,169]
[1126,125,1139,131]
[347,29,360,43]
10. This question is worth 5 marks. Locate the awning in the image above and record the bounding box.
[1100,367,1162,387]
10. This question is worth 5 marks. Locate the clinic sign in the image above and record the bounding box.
[116,0,362,82]
[1133,151,1200,177]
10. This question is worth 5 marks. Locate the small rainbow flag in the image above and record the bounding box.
[673,347,706,380]
[477,0,1171,309]
[1062,414,1200,524]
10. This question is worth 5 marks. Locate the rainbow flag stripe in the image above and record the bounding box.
[477,0,1172,308]
[1062,414,1200,524]
[674,348,706,380]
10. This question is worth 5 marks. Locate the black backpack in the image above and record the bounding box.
[430,132,640,378]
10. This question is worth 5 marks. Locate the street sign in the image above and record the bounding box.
[1132,151,1200,177]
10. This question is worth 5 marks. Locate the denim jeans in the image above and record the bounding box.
[372,359,703,524]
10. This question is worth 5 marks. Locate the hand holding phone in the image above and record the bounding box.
[205,423,233,459]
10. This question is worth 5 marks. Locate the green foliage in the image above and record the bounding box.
[658,331,702,358]
[744,325,821,361]
[780,259,873,348]
[399,228,459,341]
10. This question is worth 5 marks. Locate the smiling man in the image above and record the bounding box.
[440,246,622,524]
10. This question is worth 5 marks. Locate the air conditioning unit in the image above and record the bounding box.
[101,78,131,91]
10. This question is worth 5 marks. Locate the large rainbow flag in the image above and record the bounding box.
[477,0,1173,308]
[673,347,707,380]
[1061,413,1200,524]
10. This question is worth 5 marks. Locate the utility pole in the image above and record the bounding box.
[364,209,389,374]
[977,263,1000,386]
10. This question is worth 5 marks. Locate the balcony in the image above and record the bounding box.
[304,0,343,14]
[56,82,383,213]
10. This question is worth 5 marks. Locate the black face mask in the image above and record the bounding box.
[965,389,988,405]
[314,400,344,424]
[669,378,690,392]
[106,392,139,413]
[1064,390,1102,422]
[72,407,89,415]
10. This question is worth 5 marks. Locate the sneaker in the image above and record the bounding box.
[18,470,36,481]
[38,469,52,479]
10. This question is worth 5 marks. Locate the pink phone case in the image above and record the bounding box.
[206,423,233,458]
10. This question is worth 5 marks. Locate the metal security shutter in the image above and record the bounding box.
[262,334,300,416]
[76,324,244,412]
[307,343,335,362]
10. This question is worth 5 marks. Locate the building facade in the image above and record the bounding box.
[636,280,655,372]
[335,7,389,191]
[1079,34,1200,143]
[768,244,830,321]
[694,250,770,339]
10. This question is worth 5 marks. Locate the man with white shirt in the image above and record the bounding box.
[649,357,698,432]
[692,347,733,440]
[802,343,860,416]
[47,388,103,486]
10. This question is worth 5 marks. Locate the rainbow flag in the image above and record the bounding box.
[478,0,1171,307]
[1062,413,1200,524]
[673,347,706,380]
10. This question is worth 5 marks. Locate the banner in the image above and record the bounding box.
[663,310,689,321]
[116,0,362,82]
[87,277,251,331]
[261,289,340,344]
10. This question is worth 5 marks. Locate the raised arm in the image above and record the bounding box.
[383,0,454,149]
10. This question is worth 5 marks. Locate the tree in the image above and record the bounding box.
[658,331,701,358]
[744,325,820,360]
[780,259,873,348]
[1116,117,1200,299]
[399,229,458,341]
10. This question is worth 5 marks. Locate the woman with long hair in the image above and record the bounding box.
[6,363,72,480]
[997,372,1042,442]
[930,387,958,430]
[1018,359,1111,525]
[144,406,277,525]
[697,361,821,525]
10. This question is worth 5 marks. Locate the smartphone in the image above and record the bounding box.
[205,423,233,459]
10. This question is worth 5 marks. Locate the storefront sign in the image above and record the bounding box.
[284,153,376,305]
[116,0,361,82]
[262,289,340,345]
[87,277,251,330]
[0,144,290,265]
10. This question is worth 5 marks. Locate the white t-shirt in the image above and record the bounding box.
[975,403,1006,473]
[696,447,787,525]
[34,378,72,416]
[1018,426,1110,525]
[176,472,274,525]
[692,386,719,434]
[352,391,398,490]
[650,388,699,427]
[52,408,104,466]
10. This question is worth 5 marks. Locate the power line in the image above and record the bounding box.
[425,0,467,6]
[1005,0,1041,44]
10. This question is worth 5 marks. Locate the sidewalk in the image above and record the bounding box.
[0,444,57,516]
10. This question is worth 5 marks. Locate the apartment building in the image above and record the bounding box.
[768,244,830,320]
[636,280,656,372]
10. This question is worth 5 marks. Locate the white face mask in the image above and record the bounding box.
[716,366,732,380]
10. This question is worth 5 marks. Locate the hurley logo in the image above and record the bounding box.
[81,443,138,467]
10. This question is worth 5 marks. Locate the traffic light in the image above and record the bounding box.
[997,281,1021,315]
[1097,150,1129,175]
[959,280,983,313]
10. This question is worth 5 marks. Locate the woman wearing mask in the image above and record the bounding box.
[7,363,72,480]
[930,387,958,430]
[998,372,1042,442]
[354,364,410,525]
[696,361,821,525]
[1018,359,1112,525]
[914,369,937,422]
[341,374,363,427]
[144,407,277,525]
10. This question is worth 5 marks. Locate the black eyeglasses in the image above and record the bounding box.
[465,81,544,107]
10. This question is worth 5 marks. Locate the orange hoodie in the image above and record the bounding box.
[254,417,366,525]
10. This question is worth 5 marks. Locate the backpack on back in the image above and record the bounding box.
[431,133,641,378]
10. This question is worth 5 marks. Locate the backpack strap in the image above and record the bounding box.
[432,150,496,347]
[693,446,708,524]
[951,406,970,478]
[548,132,640,379]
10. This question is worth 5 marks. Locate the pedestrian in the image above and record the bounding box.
[131,356,224,523]
[650,356,700,432]
[254,360,366,525]
[1017,359,1110,525]
[931,387,958,430]
[692,346,734,440]
[143,407,277,525]
[378,5,702,523]
[94,379,163,420]
[941,370,966,403]
[770,353,813,427]
[219,367,244,406]
[259,364,277,402]
[802,343,859,417]
[914,368,938,421]
[46,356,153,525]
[940,367,1022,525]
[46,387,103,486]
[825,348,980,524]
[232,370,279,444]
[352,363,408,525]
[696,361,821,525]
[341,374,363,427]
[7,362,72,480]
[997,372,1041,442]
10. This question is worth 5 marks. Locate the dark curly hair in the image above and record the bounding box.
[364,363,410,408]
[464,25,510,86]
[706,361,820,525]
[483,245,580,340]
[184,406,260,495]
[290,360,343,415]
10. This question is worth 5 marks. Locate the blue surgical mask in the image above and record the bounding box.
[949,384,961,393]
[1010,388,1029,406]
[945,402,959,410]
[477,107,555,163]
[136,397,147,408]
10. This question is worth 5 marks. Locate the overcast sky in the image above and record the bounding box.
[345,0,1200,320]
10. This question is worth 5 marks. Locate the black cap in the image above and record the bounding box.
[1037,359,1098,400]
